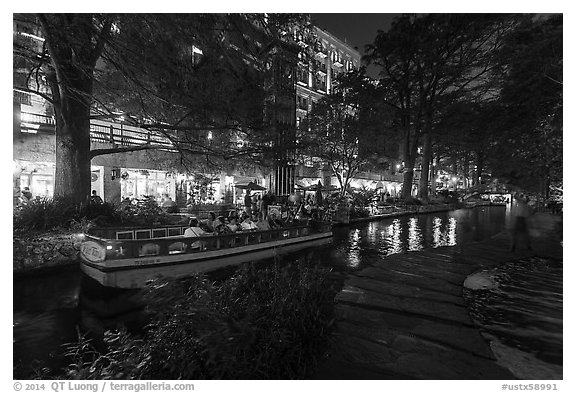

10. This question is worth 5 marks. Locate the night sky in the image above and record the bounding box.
[311,13,399,77]
[311,13,397,52]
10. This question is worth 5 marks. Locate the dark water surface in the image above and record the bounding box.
[13,206,561,378]
[464,257,563,379]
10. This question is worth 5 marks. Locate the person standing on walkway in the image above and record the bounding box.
[261,191,271,220]
[90,190,103,205]
[509,193,533,252]
[21,187,32,204]
[244,188,252,215]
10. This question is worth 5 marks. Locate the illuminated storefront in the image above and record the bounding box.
[14,160,104,200]
[120,168,176,202]
[16,160,55,198]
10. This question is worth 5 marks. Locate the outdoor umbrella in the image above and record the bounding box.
[235,181,266,191]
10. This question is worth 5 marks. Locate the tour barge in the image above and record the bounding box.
[79,221,332,288]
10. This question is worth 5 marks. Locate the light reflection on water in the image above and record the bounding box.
[328,207,506,271]
[408,217,422,251]
[347,228,361,268]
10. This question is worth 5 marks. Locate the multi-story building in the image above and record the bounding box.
[13,15,403,206]
[291,26,403,195]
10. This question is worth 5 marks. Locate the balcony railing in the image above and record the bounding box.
[18,111,174,149]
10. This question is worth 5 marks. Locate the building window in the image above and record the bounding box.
[297,96,308,111]
[314,75,326,92]
[14,90,32,106]
[297,66,308,85]
[315,59,327,73]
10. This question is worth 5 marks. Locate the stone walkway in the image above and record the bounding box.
[313,223,562,379]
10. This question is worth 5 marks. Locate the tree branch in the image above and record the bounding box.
[89,144,159,159]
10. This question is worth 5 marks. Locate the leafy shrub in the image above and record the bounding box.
[350,207,370,219]
[349,187,378,209]
[60,262,336,380]
[119,196,166,226]
[164,204,180,214]
[13,195,188,234]
[13,196,124,232]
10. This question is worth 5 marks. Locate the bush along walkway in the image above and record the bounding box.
[313,229,561,380]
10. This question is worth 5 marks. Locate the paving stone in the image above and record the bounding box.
[378,261,466,285]
[353,267,463,296]
[336,284,472,326]
[392,254,478,275]
[336,316,494,360]
[313,358,412,380]
[345,275,465,305]
[336,303,434,331]
[391,335,515,379]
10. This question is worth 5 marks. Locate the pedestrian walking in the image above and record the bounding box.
[509,193,533,252]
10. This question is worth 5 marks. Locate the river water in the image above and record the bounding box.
[13,206,562,379]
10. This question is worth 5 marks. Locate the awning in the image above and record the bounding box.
[235,181,266,191]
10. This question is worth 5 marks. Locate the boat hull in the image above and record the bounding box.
[80,231,332,288]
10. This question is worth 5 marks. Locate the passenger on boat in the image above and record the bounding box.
[198,221,212,233]
[240,215,258,231]
[205,211,217,232]
[184,218,211,249]
[227,217,240,232]
[214,216,231,235]
[228,210,240,222]
[255,215,271,231]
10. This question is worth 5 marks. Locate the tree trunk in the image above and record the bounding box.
[451,156,458,190]
[401,143,417,200]
[401,168,414,199]
[430,161,436,197]
[475,152,484,186]
[417,132,432,200]
[53,73,93,204]
[38,14,112,205]
[462,154,470,190]
[400,123,419,199]
[429,150,437,197]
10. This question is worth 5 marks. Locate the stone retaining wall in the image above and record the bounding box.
[13,231,80,274]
